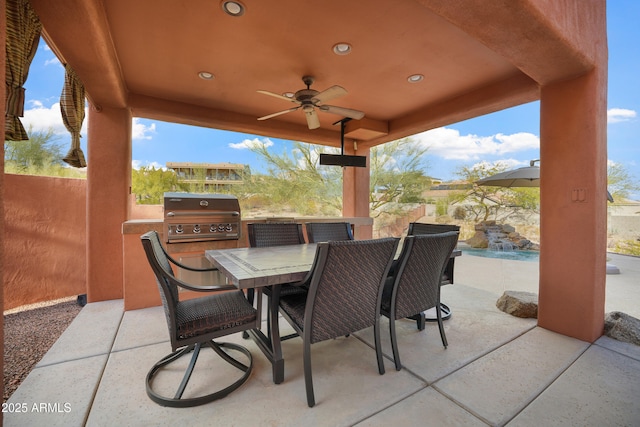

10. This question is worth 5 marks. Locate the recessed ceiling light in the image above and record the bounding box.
[221,1,245,17]
[198,71,214,80]
[332,43,352,55]
[407,74,424,83]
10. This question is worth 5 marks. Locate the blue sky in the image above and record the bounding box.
[20,2,638,192]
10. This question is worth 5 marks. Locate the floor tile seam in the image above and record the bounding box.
[36,351,111,369]
[497,342,592,426]
[593,340,640,362]
[429,384,494,426]
[34,312,126,368]
[350,387,434,426]
[110,339,170,354]
[84,308,126,424]
[403,323,539,386]
[31,351,110,371]
[425,328,588,426]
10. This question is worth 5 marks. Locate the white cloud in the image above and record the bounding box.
[229,137,274,150]
[132,160,164,170]
[21,101,85,135]
[413,127,540,161]
[44,57,62,67]
[132,118,156,140]
[607,108,636,123]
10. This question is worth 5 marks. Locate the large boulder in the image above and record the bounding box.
[604,311,640,345]
[496,291,538,318]
[466,230,488,248]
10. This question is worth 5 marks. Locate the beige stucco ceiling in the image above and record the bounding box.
[30,0,595,148]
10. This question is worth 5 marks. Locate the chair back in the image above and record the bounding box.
[247,223,305,247]
[408,222,460,236]
[141,231,179,341]
[305,222,354,243]
[304,238,399,343]
[387,232,459,320]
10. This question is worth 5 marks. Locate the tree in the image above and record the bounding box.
[5,127,67,174]
[369,138,430,214]
[131,166,184,204]
[608,161,640,202]
[247,138,431,217]
[247,141,343,215]
[453,162,540,222]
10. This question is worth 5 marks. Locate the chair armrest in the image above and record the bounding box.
[168,274,236,293]
[166,253,219,272]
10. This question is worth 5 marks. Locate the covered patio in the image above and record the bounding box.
[5,253,640,426]
[2,0,612,422]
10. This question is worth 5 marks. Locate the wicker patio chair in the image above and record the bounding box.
[247,222,305,248]
[381,231,459,370]
[246,222,308,340]
[140,231,259,408]
[407,222,460,285]
[305,222,354,243]
[274,237,399,407]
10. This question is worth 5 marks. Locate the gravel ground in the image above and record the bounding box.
[3,297,83,402]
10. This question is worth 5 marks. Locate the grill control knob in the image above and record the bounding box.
[176,225,184,234]
[210,224,217,233]
[193,225,201,234]
[226,223,233,232]
[218,224,225,232]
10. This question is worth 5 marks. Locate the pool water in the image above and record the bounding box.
[460,247,540,262]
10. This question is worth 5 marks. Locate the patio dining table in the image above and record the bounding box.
[205,244,318,384]
[205,242,460,384]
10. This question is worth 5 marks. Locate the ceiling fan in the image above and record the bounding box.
[257,76,365,129]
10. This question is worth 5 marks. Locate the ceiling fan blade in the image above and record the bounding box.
[257,90,298,103]
[318,104,365,120]
[305,108,321,129]
[257,107,299,121]
[311,85,347,104]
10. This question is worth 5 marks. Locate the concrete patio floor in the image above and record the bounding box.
[5,253,640,426]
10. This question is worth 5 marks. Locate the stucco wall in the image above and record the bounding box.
[3,174,86,309]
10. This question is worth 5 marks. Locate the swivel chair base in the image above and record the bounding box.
[146,341,252,408]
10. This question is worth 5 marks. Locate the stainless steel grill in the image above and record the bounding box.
[163,192,241,243]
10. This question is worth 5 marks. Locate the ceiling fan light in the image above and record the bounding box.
[332,43,352,55]
[198,71,214,80]
[283,92,295,98]
[221,1,245,16]
[407,74,424,83]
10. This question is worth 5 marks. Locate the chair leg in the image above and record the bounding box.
[303,338,315,407]
[436,308,448,349]
[374,317,385,375]
[175,343,202,399]
[389,317,402,371]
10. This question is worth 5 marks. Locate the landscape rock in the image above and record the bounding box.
[466,230,488,248]
[604,311,640,345]
[465,221,539,250]
[496,291,538,318]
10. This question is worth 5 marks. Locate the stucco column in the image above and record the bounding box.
[86,106,132,302]
[538,67,608,342]
[343,146,372,239]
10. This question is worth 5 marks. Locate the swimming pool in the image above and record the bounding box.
[460,246,540,262]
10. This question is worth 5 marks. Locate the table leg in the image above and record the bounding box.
[246,286,285,384]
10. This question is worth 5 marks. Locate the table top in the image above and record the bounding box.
[205,243,461,290]
[205,244,318,289]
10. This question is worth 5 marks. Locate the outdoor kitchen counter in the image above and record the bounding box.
[121,217,373,310]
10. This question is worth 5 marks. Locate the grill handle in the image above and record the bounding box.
[165,211,240,217]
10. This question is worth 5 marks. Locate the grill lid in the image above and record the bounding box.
[163,192,240,216]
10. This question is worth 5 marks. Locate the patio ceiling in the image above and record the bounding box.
[29,0,593,149]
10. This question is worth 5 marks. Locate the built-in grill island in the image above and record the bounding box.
[163,192,241,243]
